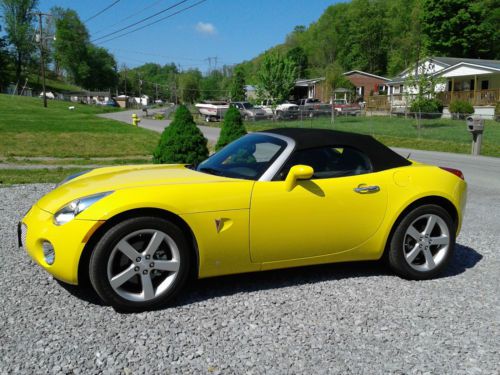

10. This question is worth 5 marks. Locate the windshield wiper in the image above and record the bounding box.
[198,167,224,176]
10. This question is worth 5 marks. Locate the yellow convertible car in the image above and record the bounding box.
[19,128,467,311]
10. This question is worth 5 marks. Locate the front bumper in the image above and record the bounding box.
[20,204,102,285]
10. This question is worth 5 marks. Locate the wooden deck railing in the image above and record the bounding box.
[437,89,500,106]
[365,89,499,111]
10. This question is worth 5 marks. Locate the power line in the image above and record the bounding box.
[84,0,121,23]
[94,0,207,45]
[91,0,189,43]
[110,48,238,65]
[92,0,168,36]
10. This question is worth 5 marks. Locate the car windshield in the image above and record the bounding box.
[196,134,287,180]
[242,102,254,109]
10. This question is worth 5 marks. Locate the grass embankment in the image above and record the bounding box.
[0,94,159,184]
[245,115,500,157]
[0,94,159,158]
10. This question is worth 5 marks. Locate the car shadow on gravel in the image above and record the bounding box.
[174,243,482,308]
[56,243,481,310]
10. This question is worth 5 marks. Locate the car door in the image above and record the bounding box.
[250,146,388,263]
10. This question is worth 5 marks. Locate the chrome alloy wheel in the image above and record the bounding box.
[403,214,450,272]
[106,229,180,302]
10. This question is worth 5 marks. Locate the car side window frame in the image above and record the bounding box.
[273,145,374,181]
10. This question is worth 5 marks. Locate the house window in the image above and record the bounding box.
[470,79,475,91]
[481,80,489,90]
[448,81,452,91]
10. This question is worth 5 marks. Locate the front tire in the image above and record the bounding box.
[388,204,455,280]
[89,216,191,312]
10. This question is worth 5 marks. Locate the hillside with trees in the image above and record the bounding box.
[238,0,500,82]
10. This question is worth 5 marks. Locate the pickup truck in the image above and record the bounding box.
[297,98,332,117]
[258,100,300,120]
[333,99,361,116]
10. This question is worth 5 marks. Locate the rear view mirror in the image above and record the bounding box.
[285,165,314,191]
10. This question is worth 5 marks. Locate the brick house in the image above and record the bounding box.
[293,70,390,103]
[343,70,391,100]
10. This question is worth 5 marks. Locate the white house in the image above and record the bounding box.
[387,57,500,117]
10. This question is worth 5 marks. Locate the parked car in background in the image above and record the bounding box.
[333,99,361,116]
[231,102,267,121]
[297,98,332,117]
[259,100,300,120]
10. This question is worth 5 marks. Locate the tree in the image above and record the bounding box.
[53,8,90,86]
[153,105,209,165]
[422,0,500,59]
[0,28,12,91]
[286,47,308,78]
[179,69,202,103]
[215,107,247,151]
[325,62,353,123]
[84,45,118,90]
[0,0,38,86]
[229,67,246,101]
[201,70,225,100]
[257,53,297,105]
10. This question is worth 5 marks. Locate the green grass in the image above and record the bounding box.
[0,168,88,185]
[245,115,500,157]
[27,74,83,93]
[0,94,160,157]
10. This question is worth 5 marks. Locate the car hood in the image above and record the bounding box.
[36,164,236,213]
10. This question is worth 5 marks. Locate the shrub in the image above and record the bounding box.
[153,113,165,120]
[215,107,247,151]
[495,102,500,122]
[449,100,474,119]
[410,98,443,118]
[152,105,209,165]
[410,98,443,114]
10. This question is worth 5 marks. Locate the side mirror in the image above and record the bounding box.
[285,165,314,191]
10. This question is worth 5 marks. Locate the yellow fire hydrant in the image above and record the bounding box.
[132,113,141,127]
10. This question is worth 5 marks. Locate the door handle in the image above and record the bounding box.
[354,185,380,193]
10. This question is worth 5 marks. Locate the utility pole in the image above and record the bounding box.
[36,12,50,108]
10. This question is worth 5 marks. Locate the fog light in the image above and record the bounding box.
[42,241,55,265]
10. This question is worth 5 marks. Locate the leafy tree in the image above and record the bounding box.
[286,47,308,78]
[0,0,38,86]
[229,67,246,101]
[179,69,202,103]
[0,30,12,91]
[422,0,500,59]
[257,53,297,105]
[325,62,352,123]
[201,70,225,100]
[53,8,90,86]
[153,105,208,165]
[215,107,246,151]
[84,45,118,90]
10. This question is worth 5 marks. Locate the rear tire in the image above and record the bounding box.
[388,204,455,280]
[89,216,191,312]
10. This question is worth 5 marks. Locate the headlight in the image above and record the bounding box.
[55,170,92,188]
[53,192,113,225]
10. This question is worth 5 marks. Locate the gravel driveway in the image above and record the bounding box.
[1,181,498,374]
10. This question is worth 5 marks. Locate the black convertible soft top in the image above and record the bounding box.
[263,128,411,172]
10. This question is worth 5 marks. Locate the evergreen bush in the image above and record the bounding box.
[215,107,247,151]
[152,105,209,165]
[449,100,474,119]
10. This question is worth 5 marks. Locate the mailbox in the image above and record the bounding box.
[466,116,484,155]
[466,116,484,133]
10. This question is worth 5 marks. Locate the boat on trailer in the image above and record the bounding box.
[195,101,229,122]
